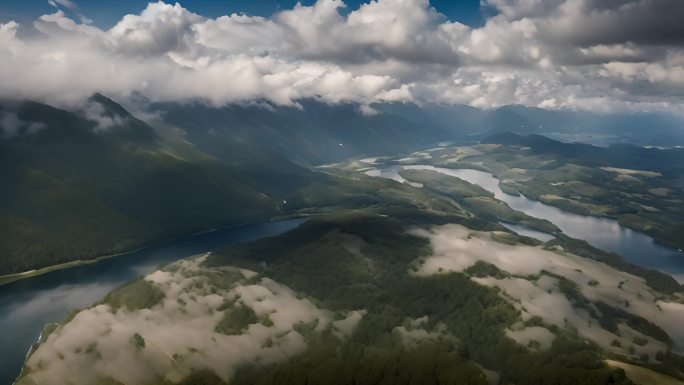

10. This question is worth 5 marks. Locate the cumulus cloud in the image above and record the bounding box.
[0,0,683,113]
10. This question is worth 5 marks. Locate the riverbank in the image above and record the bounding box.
[0,217,310,385]
[0,214,310,287]
[362,163,684,288]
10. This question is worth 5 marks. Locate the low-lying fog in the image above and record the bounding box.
[19,255,363,385]
[412,224,684,358]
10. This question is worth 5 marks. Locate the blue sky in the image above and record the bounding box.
[0,0,486,28]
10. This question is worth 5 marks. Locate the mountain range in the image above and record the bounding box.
[1,95,683,275]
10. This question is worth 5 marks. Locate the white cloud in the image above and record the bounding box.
[80,100,129,132]
[109,2,204,57]
[505,324,556,351]
[1,0,683,113]
[412,224,684,355]
[49,0,78,10]
[47,0,92,26]
[358,104,380,116]
[21,256,365,385]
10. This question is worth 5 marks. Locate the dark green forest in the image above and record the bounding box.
[200,212,671,385]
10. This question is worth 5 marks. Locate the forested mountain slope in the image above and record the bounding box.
[0,96,320,274]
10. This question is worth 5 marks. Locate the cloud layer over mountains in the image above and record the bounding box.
[1,0,683,112]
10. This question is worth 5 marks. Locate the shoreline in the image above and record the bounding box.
[0,213,309,287]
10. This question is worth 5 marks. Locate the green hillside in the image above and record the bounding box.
[0,96,321,274]
[151,100,450,165]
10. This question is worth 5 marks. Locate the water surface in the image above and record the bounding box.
[499,222,556,242]
[371,164,684,282]
[0,218,306,385]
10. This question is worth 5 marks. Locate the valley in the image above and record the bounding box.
[2,1,684,384]
[0,219,306,385]
[14,210,684,385]
[8,128,684,385]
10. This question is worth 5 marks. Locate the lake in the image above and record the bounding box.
[0,218,306,385]
[368,165,684,283]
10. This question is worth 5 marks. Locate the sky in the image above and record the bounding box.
[0,0,486,28]
[0,0,683,114]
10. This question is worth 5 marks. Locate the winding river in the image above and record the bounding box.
[3,164,684,385]
[368,165,684,283]
[0,218,306,385]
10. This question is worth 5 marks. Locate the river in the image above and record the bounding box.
[368,165,684,283]
[0,218,306,385]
